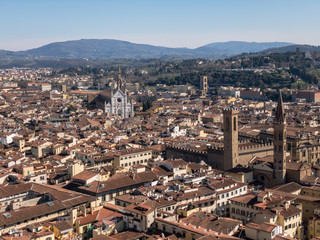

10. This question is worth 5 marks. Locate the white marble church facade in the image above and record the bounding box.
[104,89,134,118]
[104,68,134,118]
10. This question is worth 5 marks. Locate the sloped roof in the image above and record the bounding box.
[98,89,112,102]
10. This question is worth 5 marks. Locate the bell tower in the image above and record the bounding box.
[273,92,287,184]
[117,66,124,91]
[200,76,208,97]
[223,107,239,170]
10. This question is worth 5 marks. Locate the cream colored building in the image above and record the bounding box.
[122,203,156,232]
[31,141,52,158]
[230,191,302,239]
[225,167,254,183]
[0,183,97,235]
[245,222,282,240]
[113,149,152,169]
[155,214,241,240]
[308,208,320,239]
[68,160,85,177]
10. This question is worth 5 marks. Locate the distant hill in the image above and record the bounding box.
[23,39,196,59]
[261,44,320,53]
[0,39,295,62]
[196,41,293,55]
[0,49,28,59]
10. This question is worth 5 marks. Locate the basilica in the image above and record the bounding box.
[88,67,134,118]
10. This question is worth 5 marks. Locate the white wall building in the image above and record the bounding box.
[104,68,134,118]
[104,89,134,118]
[0,133,18,145]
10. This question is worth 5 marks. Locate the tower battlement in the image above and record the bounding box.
[207,145,224,153]
[223,106,239,113]
[166,144,207,155]
[206,139,273,154]
[239,140,273,153]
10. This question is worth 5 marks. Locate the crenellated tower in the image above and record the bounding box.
[223,107,239,170]
[273,92,287,184]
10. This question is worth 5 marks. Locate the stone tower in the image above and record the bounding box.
[200,76,208,97]
[223,107,239,170]
[273,92,287,184]
[117,66,124,91]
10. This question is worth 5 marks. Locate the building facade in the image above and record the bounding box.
[88,67,134,118]
[104,68,134,118]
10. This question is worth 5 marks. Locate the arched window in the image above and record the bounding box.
[234,117,237,131]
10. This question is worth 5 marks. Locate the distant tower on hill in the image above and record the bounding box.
[200,76,208,97]
[273,92,287,184]
[223,107,239,170]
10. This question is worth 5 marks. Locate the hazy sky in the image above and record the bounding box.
[1,0,319,50]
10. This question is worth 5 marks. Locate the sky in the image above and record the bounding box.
[1,0,320,51]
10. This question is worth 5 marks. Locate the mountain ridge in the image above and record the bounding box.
[260,44,320,53]
[0,39,295,60]
[197,41,294,55]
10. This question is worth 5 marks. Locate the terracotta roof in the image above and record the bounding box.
[229,193,257,205]
[72,170,99,181]
[53,221,72,232]
[78,207,117,225]
[286,162,305,171]
[272,182,303,194]
[279,205,302,218]
[181,211,241,235]
[0,182,32,199]
[301,175,320,184]
[124,201,158,215]
[148,144,166,151]
[246,222,278,233]
[226,166,253,174]
[91,235,116,240]
[112,231,148,240]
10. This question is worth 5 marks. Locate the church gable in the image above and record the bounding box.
[251,162,274,172]
[113,90,126,99]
